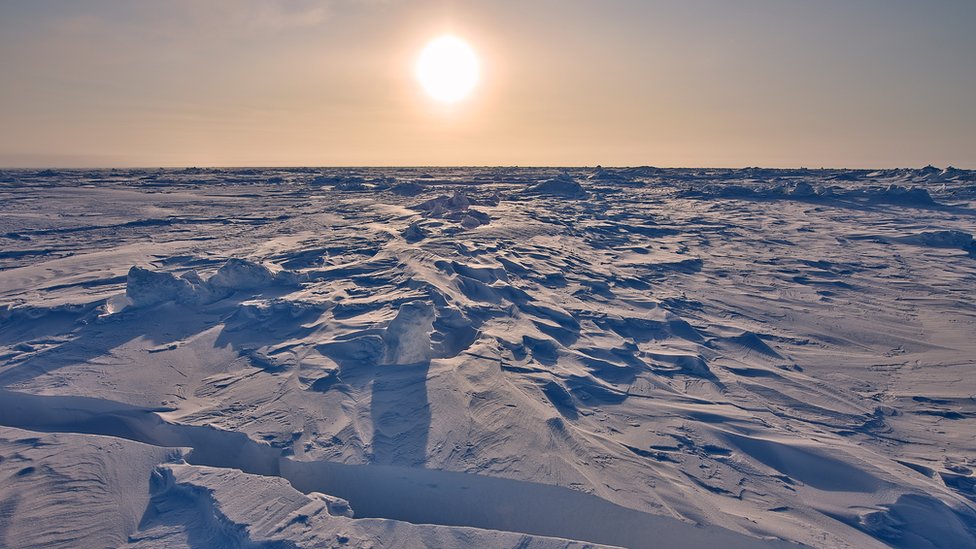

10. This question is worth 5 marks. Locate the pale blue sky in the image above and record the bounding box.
[1,1,974,167]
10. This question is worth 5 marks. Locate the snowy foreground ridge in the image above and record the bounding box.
[1,166,975,548]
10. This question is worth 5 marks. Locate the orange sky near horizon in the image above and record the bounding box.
[1,0,974,169]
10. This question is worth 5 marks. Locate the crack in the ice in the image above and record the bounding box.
[0,389,785,548]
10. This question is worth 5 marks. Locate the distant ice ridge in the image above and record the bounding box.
[125,258,303,307]
[682,181,938,205]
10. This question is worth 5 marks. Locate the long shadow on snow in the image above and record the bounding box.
[369,360,431,467]
[0,301,215,388]
[0,285,323,390]
[315,340,433,468]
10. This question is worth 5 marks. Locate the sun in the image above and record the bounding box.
[415,35,480,104]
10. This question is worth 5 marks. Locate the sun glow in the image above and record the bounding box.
[415,35,480,103]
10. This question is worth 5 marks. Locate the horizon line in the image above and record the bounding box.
[1,164,970,172]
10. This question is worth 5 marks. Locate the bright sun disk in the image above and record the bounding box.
[416,35,480,103]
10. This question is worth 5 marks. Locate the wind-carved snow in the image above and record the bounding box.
[1,166,975,548]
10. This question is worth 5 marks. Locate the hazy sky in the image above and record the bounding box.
[1,0,974,168]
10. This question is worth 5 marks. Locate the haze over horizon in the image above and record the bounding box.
[2,0,974,169]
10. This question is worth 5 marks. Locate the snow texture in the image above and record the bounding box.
[2,166,976,548]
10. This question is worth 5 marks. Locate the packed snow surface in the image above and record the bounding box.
[1,166,976,548]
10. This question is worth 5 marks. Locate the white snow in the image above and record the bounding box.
[1,166,976,548]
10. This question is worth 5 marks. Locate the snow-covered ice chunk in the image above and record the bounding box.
[899,230,976,255]
[461,210,490,229]
[382,301,436,365]
[124,259,301,308]
[415,191,471,215]
[788,181,816,197]
[208,258,277,290]
[877,184,935,205]
[125,266,202,306]
[913,230,974,250]
[402,221,427,242]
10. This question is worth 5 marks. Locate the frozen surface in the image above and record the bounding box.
[1,166,975,548]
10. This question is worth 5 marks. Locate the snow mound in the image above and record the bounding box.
[208,258,277,290]
[899,230,976,255]
[415,191,471,215]
[588,166,638,185]
[854,494,976,548]
[788,181,816,197]
[413,191,491,228]
[914,230,974,249]
[460,209,491,229]
[526,173,587,197]
[390,180,426,196]
[402,221,428,243]
[875,184,935,205]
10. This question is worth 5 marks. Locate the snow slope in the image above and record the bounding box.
[1,166,975,548]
